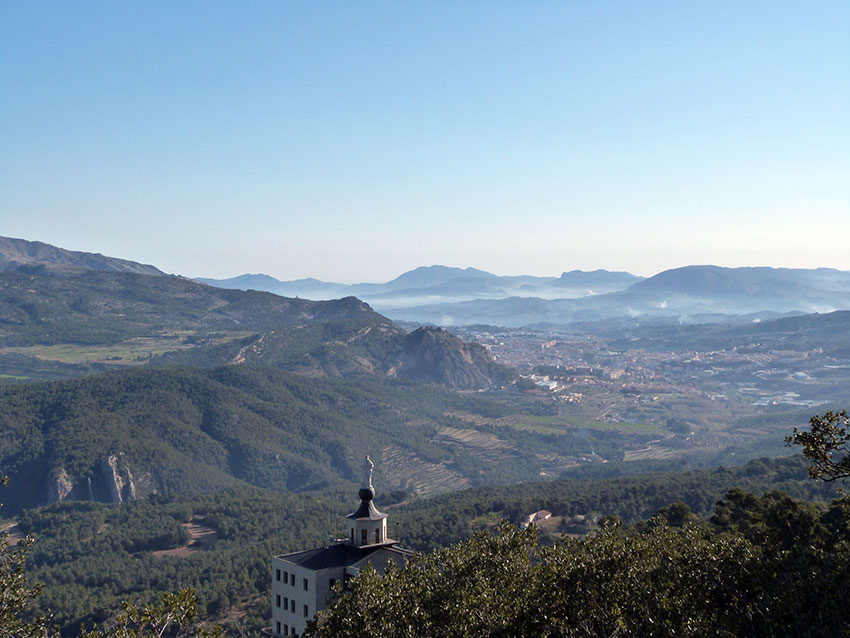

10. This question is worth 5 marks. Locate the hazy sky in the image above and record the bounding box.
[2,2,848,282]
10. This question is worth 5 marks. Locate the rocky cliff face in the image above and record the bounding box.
[46,454,138,507]
[387,327,507,390]
[100,454,137,503]
[156,318,510,390]
[46,467,78,504]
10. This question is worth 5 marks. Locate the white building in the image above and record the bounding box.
[270,456,411,637]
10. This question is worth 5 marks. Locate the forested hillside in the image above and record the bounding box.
[0,268,377,346]
[392,454,834,550]
[0,365,584,513]
[0,268,509,388]
[6,454,840,636]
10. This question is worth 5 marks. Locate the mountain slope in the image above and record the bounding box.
[0,365,530,514]
[155,320,509,389]
[0,236,164,275]
[630,265,850,299]
[0,268,379,346]
[0,267,508,388]
[387,327,506,388]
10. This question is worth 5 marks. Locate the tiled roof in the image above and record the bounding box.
[346,499,388,521]
[276,542,412,572]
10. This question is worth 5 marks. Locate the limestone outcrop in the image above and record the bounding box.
[45,454,138,506]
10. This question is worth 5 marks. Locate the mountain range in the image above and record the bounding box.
[196,266,644,307]
[197,263,850,328]
[6,235,849,329]
[0,238,507,389]
[1,236,846,516]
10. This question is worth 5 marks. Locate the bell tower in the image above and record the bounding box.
[271,454,409,637]
[345,455,391,546]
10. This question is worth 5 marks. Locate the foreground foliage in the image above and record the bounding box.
[787,409,850,484]
[309,491,850,637]
[0,477,51,638]
[78,589,221,638]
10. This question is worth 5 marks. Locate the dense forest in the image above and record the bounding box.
[0,364,706,514]
[4,453,842,636]
[0,268,509,389]
[0,268,378,347]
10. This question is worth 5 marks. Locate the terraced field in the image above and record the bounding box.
[380,444,470,497]
[432,426,522,463]
[447,409,662,435]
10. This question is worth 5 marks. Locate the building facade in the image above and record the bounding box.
[270,456,411,636]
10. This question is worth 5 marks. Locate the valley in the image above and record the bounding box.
[0,237,848,636]
[453,315,849,460]
[5,4,848,634]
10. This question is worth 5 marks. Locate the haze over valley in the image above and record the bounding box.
[1,235,848,635]
[3,2,848,636]
[199,263,850,327]
[1,236,847,513]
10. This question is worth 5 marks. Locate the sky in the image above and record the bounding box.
[2,1,849,282]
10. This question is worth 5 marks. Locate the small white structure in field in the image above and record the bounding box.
[520,509,553,529]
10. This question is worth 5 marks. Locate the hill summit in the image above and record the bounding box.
[0,236,164,276]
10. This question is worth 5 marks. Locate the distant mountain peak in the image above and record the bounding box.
[386,265,498,286]
[387,326,507,389]
[628,265,850,306]
[0,236,164,276]
[554,269,643,287]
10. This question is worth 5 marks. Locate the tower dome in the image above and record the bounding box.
[345,455,390,546]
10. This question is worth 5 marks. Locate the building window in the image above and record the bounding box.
[361,529,367,545]
[290,599,295,612]
[276,569,281,582]
[329,578,337,591]
[303,604,309,617]
[284,597,288,610]
[375,528,380,543]
[283,571,288,585]
[276,595,281,608]
[350,528,354,542]
[290,572,295,585]
[276,622,281,635]
[283,624,287,636]
[303,578,308,591]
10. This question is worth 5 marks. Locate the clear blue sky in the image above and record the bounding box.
[2,1,848,281]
